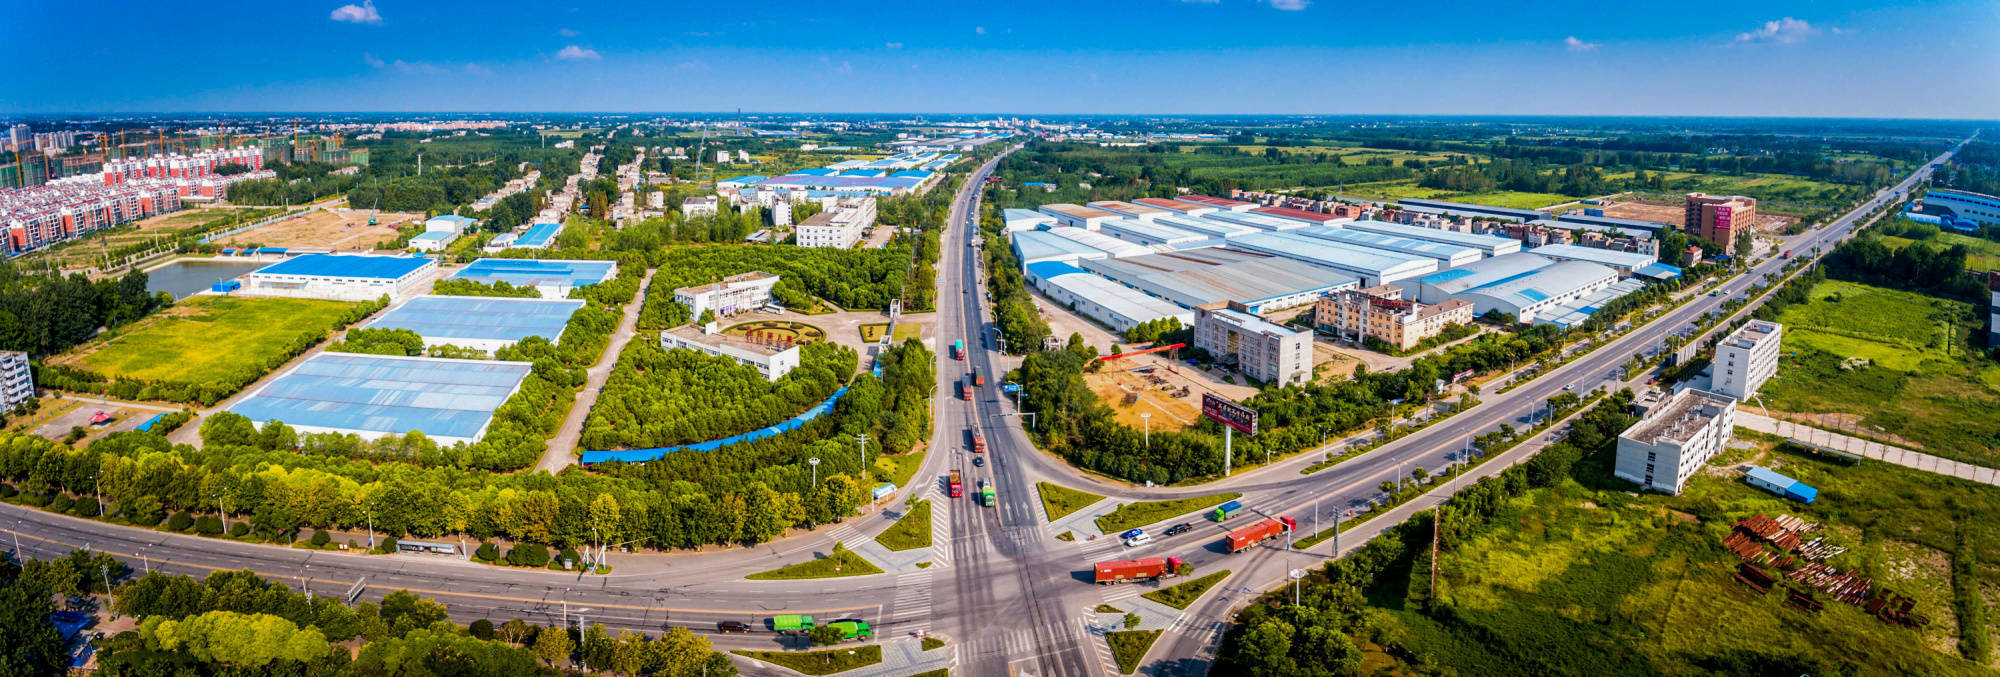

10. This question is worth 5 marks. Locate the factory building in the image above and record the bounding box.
[229,353,533,446]
[661,324,801,382]
[408,230,458,251]
[673,271,779,321]
[1615,388,1737,495]
[1228,232,1439,286]
[0,350,32,411]
[425,214,477,234]
[1252,205,1349,226]
[1203,210,1308,232]
[1003,208,1056,232]
[1155,215,1256,240]
[513,222,563,250]
[1685,193,1758,245]
[1088,200,1170,222]
[1025,261,1194,333]
[1552,212,1666,237]
[365,296,586,352]
[1098,219,1210,247]
[796,197,877,249]
[1037,203,1121,230]
[1406,253,1554,305]
[1343,219,1522,256]
[448,258,618,299]
[1194,303,1313,387]
[1314,285,1474,351]
[1043,226,1155,258]
[1133,197,1217,217]
[1452,260,1618,322]
[1919,188,2000,229]
[1528,244,1658,276]
[1395,198,1548,223]
[1295,225,1482,268]
[1531,279,1649,329]
[242,254,436,302]
[1079,248,1360,313]
[1012,229,1113,265]
[1177,194,1257,212]
[1713,320,1783,401]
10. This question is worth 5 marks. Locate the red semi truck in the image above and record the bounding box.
[1093,557,1185,584]
[972,433,986,453]
[948,470,964,498]
[1225,517,1296,554]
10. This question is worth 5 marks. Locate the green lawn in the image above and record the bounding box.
[745,545,885,580]
[1038,482,1106,521]
[732,646,882,675]
[877,500,932,551]
[63,295,359,385]
[1142,570,1231,610]
[874,450,926,490]
[1354,439,1999,675]
[1762,279,2000,465]
[1107,630,1163,674]
[1093,493,1240,534]
[1881,233,2000,271]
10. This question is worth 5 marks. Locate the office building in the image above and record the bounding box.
[674,271,779,321]
[0,350,32,411]
[242,254,437,302]
[661,324,801,382]
[1615,388,1737,494]
[1713,320,1783,401]
[1685,193,1758,245]
[1194,303,1313,386]
[795,197,876,248]
[1314,285,1474,351]
[682,195,719,217]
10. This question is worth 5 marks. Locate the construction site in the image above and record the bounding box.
[1083,346,1257,434]
[214,205,421,250]
[1599,195,1800,233]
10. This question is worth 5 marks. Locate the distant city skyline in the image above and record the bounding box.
[4,0,1997,119]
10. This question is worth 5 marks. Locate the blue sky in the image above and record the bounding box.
[5,0,1997,117]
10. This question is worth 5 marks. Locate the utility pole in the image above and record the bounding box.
[1141,413,1150,448]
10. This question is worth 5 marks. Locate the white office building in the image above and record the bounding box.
[673,271,779,321]
[795,197,877,249]
[0,351,32,410]
[661,324,801,382]
[1713,320,1783,401]
[1615,388,1737,495]
[1194,304,1313,386]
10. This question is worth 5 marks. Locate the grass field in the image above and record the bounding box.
[1335,180,1582,210]
[1094,493,1239,534]
[1107,630,1163,674]
[877,499,932,551]
[1880,233,2000,271]
[1603,170,1854,205]
[56,296,358,385]
[874,450,926,491]
[732,646,881,675]
[1357,439,1999,674]
[858,323,924,343]
[744,545,884,580]
[1761,279,2000,464]
[1143,570,1230,610]
[1038,482,1106,521]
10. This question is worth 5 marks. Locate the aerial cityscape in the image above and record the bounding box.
[2,1,1999,676]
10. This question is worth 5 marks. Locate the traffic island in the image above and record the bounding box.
[1092,492,1240,534]
[746,543,886,580]
[1107,630,1162,674]
[1142,570,1231,610]
[1037,481,1105,521]
[732,645,882,675]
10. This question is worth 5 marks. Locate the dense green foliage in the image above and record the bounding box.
[324,327,426,356]
[0,556,67,677]
[634,246,914,327]
[0,263,165,355]
[431,278,544,297]
[583,341,857,450]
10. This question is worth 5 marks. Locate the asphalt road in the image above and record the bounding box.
[1,137,1965,676]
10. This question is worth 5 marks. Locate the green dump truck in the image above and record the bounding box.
[771,614,815,635]
[825,619,873,641]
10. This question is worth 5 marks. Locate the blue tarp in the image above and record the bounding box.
[580,362,884,464]
[133,413,165,432]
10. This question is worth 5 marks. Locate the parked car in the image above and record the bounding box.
[1123,533,1153,547]
[1119,528,1145,540]
[717,621,751,633]
[1162,523,1193,537]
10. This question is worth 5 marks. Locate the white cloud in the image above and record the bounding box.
[884,41,903,49]
[393,60,444,75]
[974,26,986,35]
[674,60,708,71]
[362,53,386,68]
[1737,17,1820,44]
[557,28,579,37]
[1266,0,1308,9]
[464,63,492,75]
[1563,36,1600,52]
[329,0,381,24]
[556,45,601,61]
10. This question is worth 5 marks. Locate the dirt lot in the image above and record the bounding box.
[216,208,422,250]
[1086,359,1207,433]
[10,396,173,446]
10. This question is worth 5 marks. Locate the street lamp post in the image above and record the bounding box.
[852,435,870,475]
[1140,413,1150,448]
[809,458,820,489]
[1290,569,1306,606]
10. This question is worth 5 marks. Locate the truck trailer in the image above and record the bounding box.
[1208,499,1243,522]
[1093,557,1186,584]
[771,614,815,635]
[1225,516,1296,553]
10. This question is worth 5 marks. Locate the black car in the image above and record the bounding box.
[1162,523,1193,537]
[717,621,751,633]
[972,456,985,467]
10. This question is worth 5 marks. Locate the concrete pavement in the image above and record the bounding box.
[1739,412,2000,486]
[536,267,656,473]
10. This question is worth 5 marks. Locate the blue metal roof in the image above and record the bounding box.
[792,168,838,176]
[1024,260,1089,282]
[1419,268,1477,284]
[367,296,584,343]
[1745,466,1794,488]
[252,254,432,279]
[451,258,615,289]
[1517,288,1549,302]
[229,353,532,441]
[516,222,562,247]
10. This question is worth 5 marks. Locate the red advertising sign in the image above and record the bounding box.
[1201,393,1259,436]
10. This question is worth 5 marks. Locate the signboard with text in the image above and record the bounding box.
[1201,393,1259,436]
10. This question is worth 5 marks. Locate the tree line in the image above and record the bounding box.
[633,246,913,327]
[0,262,165,356]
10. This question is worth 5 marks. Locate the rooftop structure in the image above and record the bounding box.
[228,353,534,446]
[1295,225,1482,267]
[1098,219,1210,247]
[1088,200,1170,221]
[1177,194,1256,212]
[243,254,436,302]
[449,258,618,299]
[1029,263,1194,333]
[1037,203,1121,230]
[1203,210,1309,232]
[1615,388,1736,494]
[1195,304,1312,386]
[1133,197,1217,217]
[1552,212,1666,235]
[425,214,478,233]
[408,230,457,252]
[514,222,563,249]
[1406,253,1554,304]
[661,324,801,382]
[1714,320,1783,401]
[1012,229,1113,265]
[1921,188,2000,229]
[1002,208,1056,232]
[1081,247,1359,313]
[1528,243,1659,275]
[1155,215,1256,239]
[1042,226,1156,258]
[1228,231,1439,286]
[1252,205,1348,225]
[1453,259,1618,322]
[1531,278,1648,329]
[1343,219,1522,256]
[365,295,586,352]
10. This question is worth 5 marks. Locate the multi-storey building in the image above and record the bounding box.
[1615,388,1737,494]
[795,197,876,249]
[0,351,32,411]
[1194,302,1313,386]
[1713,320,1783,401]
[673,271,779,321]
[661,324,800,382]
[1685,193,1757,245]
[1314,285,1474,351]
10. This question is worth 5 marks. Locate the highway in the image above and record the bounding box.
[0,136,1966,676]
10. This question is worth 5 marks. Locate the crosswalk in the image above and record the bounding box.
[1098,585,1144,605]
[928,496,953,568]
[825,523,863,547]
[888,571,934,635]
[1077,537,1121,559]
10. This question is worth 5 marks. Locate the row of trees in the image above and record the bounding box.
[432,278,543,297]
[581,341,857,450]
[0,263,164,356]
[633,246,914,327]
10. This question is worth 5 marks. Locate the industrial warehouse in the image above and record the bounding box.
[228,352,534,446]
[240,253,438,302]
[365,295,586,352]
[447,258,618,298]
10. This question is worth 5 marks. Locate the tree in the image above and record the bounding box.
[807,624,844,647]
[0,559,66,676]
[1735,228,1754,260]
[1123,612,1142,629]
[199,412,259,448]
[531,625,572,667]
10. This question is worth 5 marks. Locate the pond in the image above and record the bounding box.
[144,259,269,300]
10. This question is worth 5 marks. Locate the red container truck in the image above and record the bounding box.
[948,470,963,498]
[972,433,986,453]
[1225,517,1296,554]
[1092,557,1185,584]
